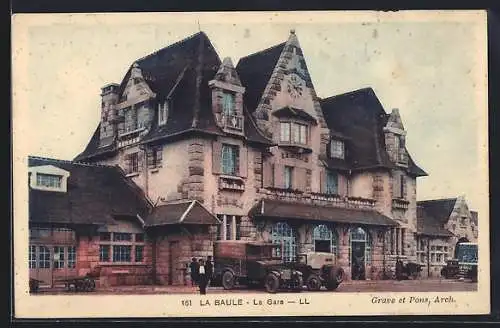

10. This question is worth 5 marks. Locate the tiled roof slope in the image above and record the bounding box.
[29,156,152,225]
[320,88,427,176]
[416,198,458,237]
[235,42,286,113]
[75,32,272,161]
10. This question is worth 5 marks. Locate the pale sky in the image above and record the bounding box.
[12,11,488,213]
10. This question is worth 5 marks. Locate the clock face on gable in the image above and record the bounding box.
[286,73,304,99]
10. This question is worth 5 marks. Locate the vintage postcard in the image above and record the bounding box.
[12,10,489,318]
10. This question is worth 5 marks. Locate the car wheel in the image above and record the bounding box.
[222,271,235,290]
[306,275,322,291]
[330,267,345,285]
[264,273,280,294]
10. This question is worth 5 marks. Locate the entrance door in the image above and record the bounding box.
[168,241,181,285]
[351,241,366,280]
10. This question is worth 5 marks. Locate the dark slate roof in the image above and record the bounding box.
[75,32,272,162]
[29,156,152,226]
[146,200,221,226]
[320,88,427,176]
[417,198,457,225]
[416,198,458,237]
[74,124,117,162]
[249,199,398,227]
[236,42,286,112]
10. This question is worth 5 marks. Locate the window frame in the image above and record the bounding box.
[222,92,236,117]
[280,121,308,145]
[99,231,146,264]
[330,139,345,159]
[158,101,169,126]
[221,143,239,176]
[36,173,62,189]
[216,214,242,241]
[326,170,339,195]
[284,166,294,189]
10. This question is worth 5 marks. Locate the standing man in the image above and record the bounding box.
[189,258,199,286]
[198,259,208,295]
[205,256,213,287]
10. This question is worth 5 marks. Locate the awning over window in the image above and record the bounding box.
[145,200,221,227]
[249,199,399,227]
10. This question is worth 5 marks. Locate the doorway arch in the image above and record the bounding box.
[454,237,470,258]
[312,224,338,256]
[271,221,297,263]
[349,227,372,280]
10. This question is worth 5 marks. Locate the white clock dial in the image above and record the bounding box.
[286,73,304,99]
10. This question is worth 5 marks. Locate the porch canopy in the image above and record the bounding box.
[145,200,221,227]
[249,199,399,227]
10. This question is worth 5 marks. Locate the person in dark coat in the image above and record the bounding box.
[198,259,208,295]
[189,258,199,286]
[205,256,213,287]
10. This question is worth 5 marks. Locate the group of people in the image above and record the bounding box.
[188,256,213,295]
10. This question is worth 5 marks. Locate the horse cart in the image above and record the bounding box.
[55,266,102,292]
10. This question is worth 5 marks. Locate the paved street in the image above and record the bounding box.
[33,278,477,295]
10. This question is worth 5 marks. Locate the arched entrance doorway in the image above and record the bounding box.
[312,224,338,256]
[349,227,372,280]
[271,222,297,263]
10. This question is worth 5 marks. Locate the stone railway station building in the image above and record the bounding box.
[27,31,478,287]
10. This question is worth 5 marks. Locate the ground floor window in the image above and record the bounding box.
[430,245,449,265]
[313,224,338,255]
[271,221,297,263]
[28,245,76,269]
[99,232,145,263]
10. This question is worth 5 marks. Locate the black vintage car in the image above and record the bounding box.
[293,252,345,291]
[213,241,303,293]
[395,258,423,280]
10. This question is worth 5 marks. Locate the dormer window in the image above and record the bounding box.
[222,92,235,116]
[158,101,168,126]
[330,140,345,159]
[36,173,62,189]
[28,165,70,192]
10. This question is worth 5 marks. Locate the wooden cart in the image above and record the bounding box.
[55,266,102,292]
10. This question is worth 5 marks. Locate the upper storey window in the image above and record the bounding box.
[158,101,168,126]
[222,92,235,116]
[36,173,62,189]
[221,144,239,176]
[330,140,345,159]
[280,122,307,145]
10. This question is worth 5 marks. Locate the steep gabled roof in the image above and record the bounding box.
[29,156,152,226]
[235,42,286,112]
[320,88,427,176]
[417,198,458,224]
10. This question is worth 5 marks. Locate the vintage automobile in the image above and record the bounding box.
[441,242,478,282]
[293,252,345,291]
[213,241,304,293]
[395,258,423,280]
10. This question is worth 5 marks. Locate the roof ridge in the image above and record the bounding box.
[28,155,117,169]
[236,41,287,64]
[135,31,206,64]
[321,87,375,102]
[417,198,458,203]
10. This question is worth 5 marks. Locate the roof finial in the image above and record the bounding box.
[290,29,296,35]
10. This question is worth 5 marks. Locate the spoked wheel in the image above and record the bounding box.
[306,275,322,291]
[222,271,236,290]
[264,273,280,294]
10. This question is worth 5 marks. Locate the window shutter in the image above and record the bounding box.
[393,173,401,198]
[146,148,155,169]
[320,169,326,193]
[401,175,407,199]
[294,167,307,191]
[239,146,247,178]
[124,154,131,174]
[274,164,284,189]
[262,159,273,188]
[156,147,163,165]
[212,140,222,174]
[338,173,347,196]
[233,146,240,176]
[137,151,144,171]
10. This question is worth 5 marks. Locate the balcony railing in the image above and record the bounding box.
[392,198,410,210]
[219,176,245,192]
[221,114,243,131]
[258,188,376,209]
